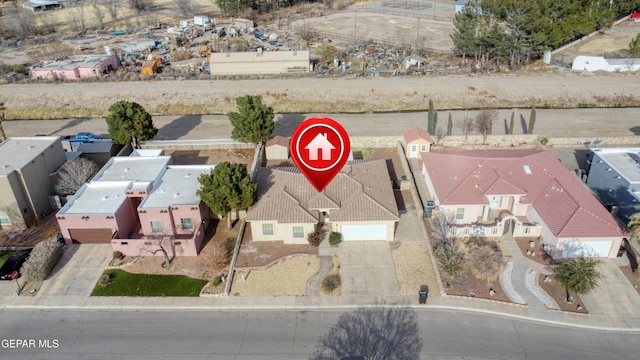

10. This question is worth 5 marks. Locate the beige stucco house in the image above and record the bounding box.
[403,127,433,159]
[421,150,627,258]
[246,160,399,243]
[0,137,66,228]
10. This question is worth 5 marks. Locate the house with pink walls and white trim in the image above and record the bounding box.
[31,54,119,80]
[56,151,215,257]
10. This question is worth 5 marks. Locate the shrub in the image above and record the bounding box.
[21,240,64,282]
[329,231,342,246]
[212,276,222,287]
[113,251,124,260]
[538,137,549,146]
[321,274,341,294]
[98,273,113,287]
[307,231,322,247]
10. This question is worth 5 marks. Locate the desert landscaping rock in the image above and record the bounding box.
[392,241,440,297]
[231,255,320,296]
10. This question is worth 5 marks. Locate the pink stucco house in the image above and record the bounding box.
[31,54,119,80]
[56,151,215,257]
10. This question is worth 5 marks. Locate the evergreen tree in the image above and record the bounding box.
[229,95,275,144]
[197,162,257,230]
[427,99,435,135]
[508,111,514,134]
[553,256,601,303]
[106,101,158,149]
[447,113,453,136]
[630,33,640,57]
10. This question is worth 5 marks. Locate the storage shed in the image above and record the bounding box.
[265,135,289,160]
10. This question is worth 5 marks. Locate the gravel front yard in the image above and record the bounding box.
[230,255,320,296]
[392,241,441,297]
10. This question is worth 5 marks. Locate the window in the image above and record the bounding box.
[180,218,193,230]
[174,241,182,246]
[262,223,274,236]
[150,221,163,233]
[144,241,152,246]
[292,226,304,238]
[0,211,11,225]
[121,242,128,245]
[421,144,427,152]
[456,208,464,220]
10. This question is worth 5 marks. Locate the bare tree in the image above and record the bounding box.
[430,210,463,284]
[0,101,6,142]
[38,11,57,34]
[311,306,423,360]
[143,237,178,268]
[89,0,106,30]
[457,116,474,143]
[66,4,87,33]
[27,41,75,62]
[296,21,315,46]
[1,5,36,39]
[105,0,119,22]
[474,109,498,145]
[434,126,446,145]
[127,0,152,12]
[469,245,504,289]
[55,158,99,196]
[172,0,199,18]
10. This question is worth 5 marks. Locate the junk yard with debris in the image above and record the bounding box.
[0,1,469,83]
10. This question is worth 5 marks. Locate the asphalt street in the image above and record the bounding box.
[4,108,640,140]
[1,309,638,359]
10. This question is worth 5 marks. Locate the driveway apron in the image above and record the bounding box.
[337,241,399,296]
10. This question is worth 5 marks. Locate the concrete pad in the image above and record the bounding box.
[36,244,112,298]
[395,190,427,241]
[338,241,399,296]
[580,259,640,317]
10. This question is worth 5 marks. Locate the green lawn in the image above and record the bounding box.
[91,269,208,297]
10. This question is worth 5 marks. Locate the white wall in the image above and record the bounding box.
[572,56,640,72]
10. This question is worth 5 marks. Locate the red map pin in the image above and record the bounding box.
[290,117,351,193]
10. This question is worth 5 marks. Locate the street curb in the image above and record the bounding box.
[2,302,639,332]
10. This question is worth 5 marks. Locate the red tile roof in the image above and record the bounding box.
[422,150,626,238]
[403,127,433,144]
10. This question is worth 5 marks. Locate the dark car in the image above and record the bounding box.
[0,251,31,280]
[419,285,429,304]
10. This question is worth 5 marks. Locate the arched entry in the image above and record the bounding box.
[501,214,519,235]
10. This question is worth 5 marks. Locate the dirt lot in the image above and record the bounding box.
[392,241,441,297]
[552,21,640,65]
[230,255,320,296]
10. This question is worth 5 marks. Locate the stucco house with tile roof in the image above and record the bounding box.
[403,127,433,159]
[421,149,626,258]
[56,151,215,256]
[246,159,399,243]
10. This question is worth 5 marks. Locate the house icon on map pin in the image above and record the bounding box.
[305,133,335,161]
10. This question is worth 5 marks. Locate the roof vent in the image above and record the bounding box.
[124,168,130,172]
[27,145,35,149]
[102,195,109,200]
[1,165,9,169]
[174,193,180,197]
[185,173,191,177]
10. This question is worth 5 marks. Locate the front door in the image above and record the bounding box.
[409,144,418,158]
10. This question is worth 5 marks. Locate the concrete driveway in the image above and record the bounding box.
[337,241,399,296]
[580,259,640,318]
[36,244,112,298]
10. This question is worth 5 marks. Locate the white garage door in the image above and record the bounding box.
[562,240,612,258]
[341,224,387,241]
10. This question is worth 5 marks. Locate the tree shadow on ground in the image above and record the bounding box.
[310,306,423,360]
[520,114,528,134]
[630,126,640,135]
[155,115,202,140]
[49,118,91,136]
[272,114,307,137]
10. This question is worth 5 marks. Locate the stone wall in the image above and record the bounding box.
[545,136,640,147]
[140,139,255,150]
[351,136,403,148]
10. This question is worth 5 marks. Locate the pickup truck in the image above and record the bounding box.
[65,132,103,143]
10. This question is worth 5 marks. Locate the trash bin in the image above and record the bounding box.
[424,201,436,219]
[419,285,429,304]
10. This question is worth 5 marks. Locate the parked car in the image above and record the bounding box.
[67,132,103,143]
[269,40,283,47]
[254,31,268,41]
[0,250,31,280]
[419,285,429,304]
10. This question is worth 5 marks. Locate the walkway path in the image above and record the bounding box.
[306,256,334,296]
